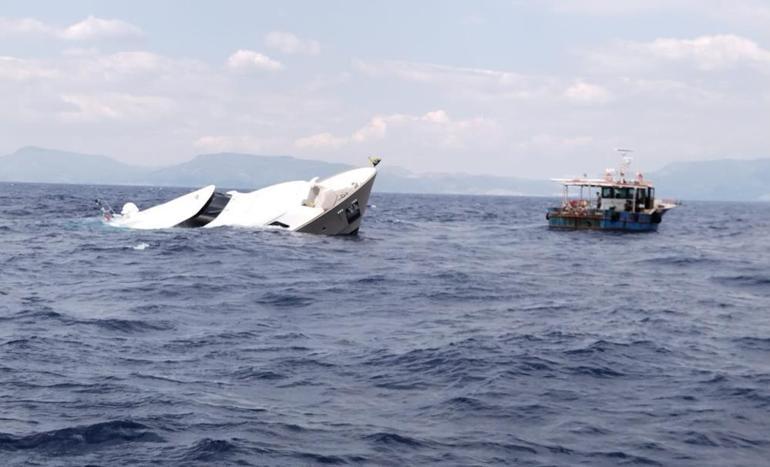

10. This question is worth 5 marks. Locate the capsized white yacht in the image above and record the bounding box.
[105,159,380,235]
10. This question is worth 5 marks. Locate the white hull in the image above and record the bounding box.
[107,167,377,235]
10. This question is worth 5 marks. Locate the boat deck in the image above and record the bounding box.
[547,208,661,231]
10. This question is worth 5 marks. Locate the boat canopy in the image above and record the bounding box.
[550,177,654,189]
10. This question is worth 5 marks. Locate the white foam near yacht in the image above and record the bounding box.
[105,159,380,235]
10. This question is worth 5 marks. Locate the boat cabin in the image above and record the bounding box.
[598,184,656,212]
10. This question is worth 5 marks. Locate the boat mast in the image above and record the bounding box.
[616,148,633,183]
[615,148,634,212]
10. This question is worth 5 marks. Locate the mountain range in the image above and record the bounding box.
[1,146,768,201]
[0,147,556,196]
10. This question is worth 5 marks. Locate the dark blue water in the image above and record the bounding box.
[1,182,770,466]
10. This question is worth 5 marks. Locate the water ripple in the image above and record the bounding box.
[1,184,769,466]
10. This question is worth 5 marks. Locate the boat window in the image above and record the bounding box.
[616,188,633,199]
[646,188,654,209]
[345,200,361,223]
[602,187,613,198]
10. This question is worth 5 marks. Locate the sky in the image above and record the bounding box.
[1,0,769,178]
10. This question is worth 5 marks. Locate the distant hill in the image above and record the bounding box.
[145,153,354,189]
[648,158,770,201]
[375,167,554,196]
[1,146,768,200]
[0,146,554,195]
[0,147,147,185]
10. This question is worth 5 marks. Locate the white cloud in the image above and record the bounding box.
[618,77,724,105]
[0,15,142,40]
[3,49,208,91]
[0,46,310,164]
[294,132,347,150]
[564,81,612,104]
[351,116,388,142]
[640,35,770,70]
[193,135,265,153]
[0,56,58,81]
[59,93,174,122]
[585,35,770,76]
[547,0,682,16]
[354,59,555,101]
[295,110,496,150]
[715,1,770,27]
[517,134,594,151]
[227,49,283,71]
[2,7,768,179]
[356,59,618,108]
[60,16,143,40]
[545,0,770,34]
[96,51,164,73]
[265,31,321,55]
[0,17,52,36]
[546,0,770,20]
[0,49,215,131]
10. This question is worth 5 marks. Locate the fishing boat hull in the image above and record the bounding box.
[546,209,666,232]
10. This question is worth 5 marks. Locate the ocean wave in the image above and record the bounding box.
[567,364,626,378]
[83,317,174,333]
[290,451,350,465]
[232,368,287,381]
[635,254,722,267]
[438,396,489,411]
[178,438,245,463]
[257,291,315,308]
[712,274,770,288]
[5,310,173,335]
[586,450,663,465]
[362,431,427,448]
[0,420,163,454]
[3,187,770,466]
[564,339,671,357]
[732,336,770,351]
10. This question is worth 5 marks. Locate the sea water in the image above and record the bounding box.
[1,182,769,466]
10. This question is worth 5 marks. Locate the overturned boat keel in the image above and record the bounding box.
[106,166,378,236]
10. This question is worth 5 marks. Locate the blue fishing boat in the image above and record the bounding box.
[546,151,676,231]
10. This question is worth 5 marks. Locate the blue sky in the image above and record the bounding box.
[2,1,769,177]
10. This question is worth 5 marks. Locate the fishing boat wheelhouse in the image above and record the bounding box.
[546,155,676,231]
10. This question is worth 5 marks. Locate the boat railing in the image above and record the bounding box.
[549,205,603,217]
